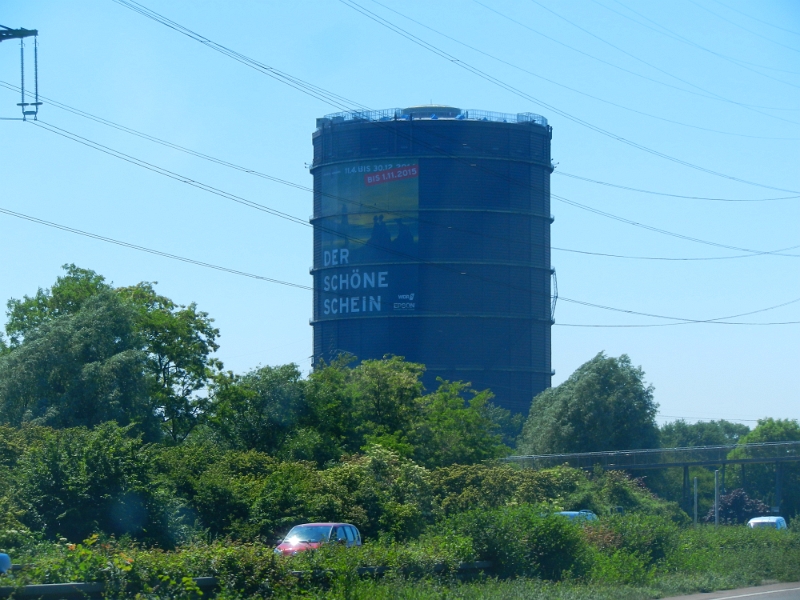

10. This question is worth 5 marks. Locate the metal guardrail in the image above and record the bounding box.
[504,440,800,470]
[320,108,548,126]
[0,562,493,597]
[0,577,218,598]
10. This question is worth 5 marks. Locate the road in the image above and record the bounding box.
[664,582,800,600]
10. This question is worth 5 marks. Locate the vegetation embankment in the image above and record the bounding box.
[1,266,799,597]
[1,426,798,598]
[3,512,799,598]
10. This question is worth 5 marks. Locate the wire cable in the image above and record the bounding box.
[472,0,800,112]
[708,0,800,38]
[552,193,800,256]
[526,0,800,102]
[366,0,799,141]
[6,80,796,208]
[595,0,800,84]
[109,0,365,113]
[689,0,800,55]
[3,203,797,327]
[27,119,800,325]
[337,0,800,193]
[554,170,800,202]
[29,117,800,265]
[110,0,800,192]
[0,206,312,290]
[8,83,793,261]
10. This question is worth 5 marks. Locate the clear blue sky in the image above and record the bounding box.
[1,0,798,426]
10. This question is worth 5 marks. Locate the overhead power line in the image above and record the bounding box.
[6,77,794,204]
[109,0,363,113]
[525,0,800,102]
[337,0,800,193]
[0,206,311,290]
[26,119,800,326]
[367,0,798,141]
[10,81,788,261]
[689,0,800,55]
[5,82,798,261]
[7,80,797,210]
[111,0,799,193]
[594,0,800,83]
[471,0,800,112]
[552,193,800,257]
[2,203,797,327]
[708,0,800,38]
[553,171,800,202]
[28,116,800,263]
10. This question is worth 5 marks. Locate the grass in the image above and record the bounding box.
[316,572,787,600]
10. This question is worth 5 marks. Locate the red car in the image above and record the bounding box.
[274,522,362,556]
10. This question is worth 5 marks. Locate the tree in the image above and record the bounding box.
[302,355,426,458]
[0,291,156,436]
[412,380,509,468]
[347,355,426,446]
[12,423,185,545]
[208,356,516,467]
[119,283,221,443]
[727,418,800,517]
[517,352,659,455]
[2,266,222,442]
[660,419,750,448]
[703,488,770,524]
[5,264,110,345]
[210,364,306,453]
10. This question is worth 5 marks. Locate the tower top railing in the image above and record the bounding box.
[317,107,548,128]
[503,440,800,470]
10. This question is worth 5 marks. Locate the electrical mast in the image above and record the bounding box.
[1,25,41,120]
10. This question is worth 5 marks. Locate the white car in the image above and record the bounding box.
[747,516,788,530]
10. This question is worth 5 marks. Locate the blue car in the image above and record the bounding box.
[747,516,788,530]
[0,553,10,575]
[556,510,599,522]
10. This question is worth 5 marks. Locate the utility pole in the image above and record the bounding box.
[694,477,698,526]
[714,470,720,527]
[0,25,41,120]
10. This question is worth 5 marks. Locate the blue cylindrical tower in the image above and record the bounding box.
[310,106,553,413]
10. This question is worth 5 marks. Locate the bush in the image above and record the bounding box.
[10,424,188,547]
[602,514,680,564]
[703,488,770,525]
[440,505,591,579]
[588,548,654,585]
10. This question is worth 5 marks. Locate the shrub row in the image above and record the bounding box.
[4,512,798,598]
[0,424,683,547]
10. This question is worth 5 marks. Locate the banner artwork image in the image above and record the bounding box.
[318,159,419,319]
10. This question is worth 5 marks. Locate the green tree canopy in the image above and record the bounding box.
[727,418,800,517]
[10,423,186,545]
[5,264,111,345]
[517,352,659,455]
[738,418,800,445]
[2,265,221,441]
[210,364,307,454]
[0,290,155,435]
[659,419,750,448]
[206,356,513,468]
[412,380,509,468]
[119,282,221,442]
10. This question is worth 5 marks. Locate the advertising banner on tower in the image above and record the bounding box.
[316,159,419,320]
